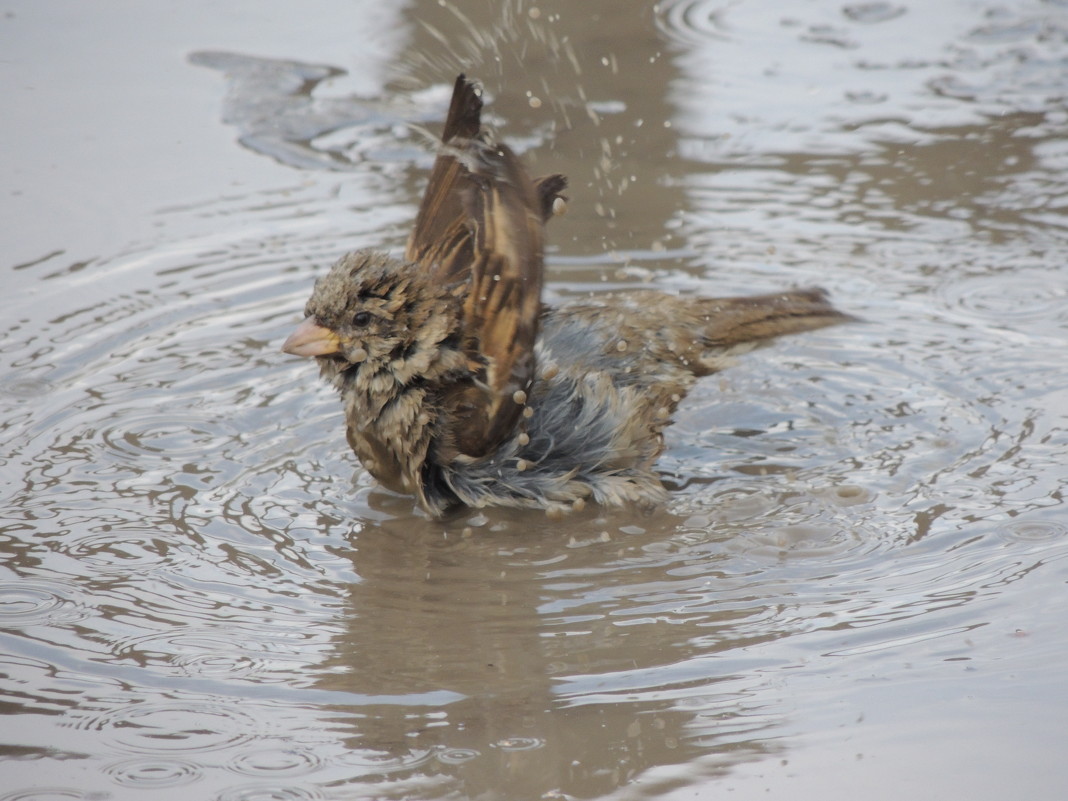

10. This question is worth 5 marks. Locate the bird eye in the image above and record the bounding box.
[352,311,372,327]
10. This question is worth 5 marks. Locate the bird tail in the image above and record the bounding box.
[694,287,856,350]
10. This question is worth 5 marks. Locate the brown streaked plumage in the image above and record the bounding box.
[283,75,854,517]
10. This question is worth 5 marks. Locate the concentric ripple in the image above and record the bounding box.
[935,268,1068,327]
[0,374,56,400]
[656,0,729,43]
[492,736,546,752]
[0,581,87,628]
[56,528,191,572]
[213,785,324,801]
[997,518,1068,543]
[98,412,240,461]
[109,626,323,682]
[842,3,906,24]
[435,747,480,765]
[0,791,89,801]
[71,700,257,755]
[229,748,324,778]
[105,756,202,788]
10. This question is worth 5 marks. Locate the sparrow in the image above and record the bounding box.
[283,75,852,518]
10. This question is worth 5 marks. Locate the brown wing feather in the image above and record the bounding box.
[444,142,545,458]
[405,75,482,269]
[405,75,550,460]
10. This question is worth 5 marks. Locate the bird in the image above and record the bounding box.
[282,74,852,518]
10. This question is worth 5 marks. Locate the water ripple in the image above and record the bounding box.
[655,0,731,46]
[0,375,56,400]
[335,748,439,772]
[935,268,1068,326]
[966,17,1045,45]
[997,518,1068,543]
[69,700,257,755]
[492,736,546,752]
[0,791,90,801]
[111,628,306,679]
[842,3,906,24]
[54,528,191,572]
[214,785,324,801]
[435,747,480,765]
[98,412,239,461]
[0,581,87,628]
[105,756,202,788]
[229,747,324,777]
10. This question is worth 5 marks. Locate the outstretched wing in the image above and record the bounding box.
[448,142,545,457]
[405,74,483,273]
[407,75,565,460]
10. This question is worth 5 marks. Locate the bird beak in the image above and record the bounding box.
[282,317,341,357]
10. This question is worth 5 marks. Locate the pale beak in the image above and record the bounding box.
[282,316,341,357]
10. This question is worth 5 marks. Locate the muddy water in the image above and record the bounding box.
[3,0,1068,799]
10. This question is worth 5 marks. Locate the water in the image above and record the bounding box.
[3,0,1068,799]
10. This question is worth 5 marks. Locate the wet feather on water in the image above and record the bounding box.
[282,75,853,518]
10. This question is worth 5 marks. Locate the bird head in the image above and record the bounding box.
[282,249,465,387]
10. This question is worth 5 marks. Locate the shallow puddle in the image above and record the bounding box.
[3,1,1068,799]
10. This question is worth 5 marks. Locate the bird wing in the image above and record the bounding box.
[405,74,483,273]
[407,75,560,460]
[406,76,567,268]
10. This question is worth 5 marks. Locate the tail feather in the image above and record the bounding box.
[694,288,857,349]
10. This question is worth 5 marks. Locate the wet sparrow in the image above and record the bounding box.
[283,75,851,517]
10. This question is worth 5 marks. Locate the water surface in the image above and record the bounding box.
[3,1,1068,799]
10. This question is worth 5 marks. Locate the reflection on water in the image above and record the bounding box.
[3,0,1068,799]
